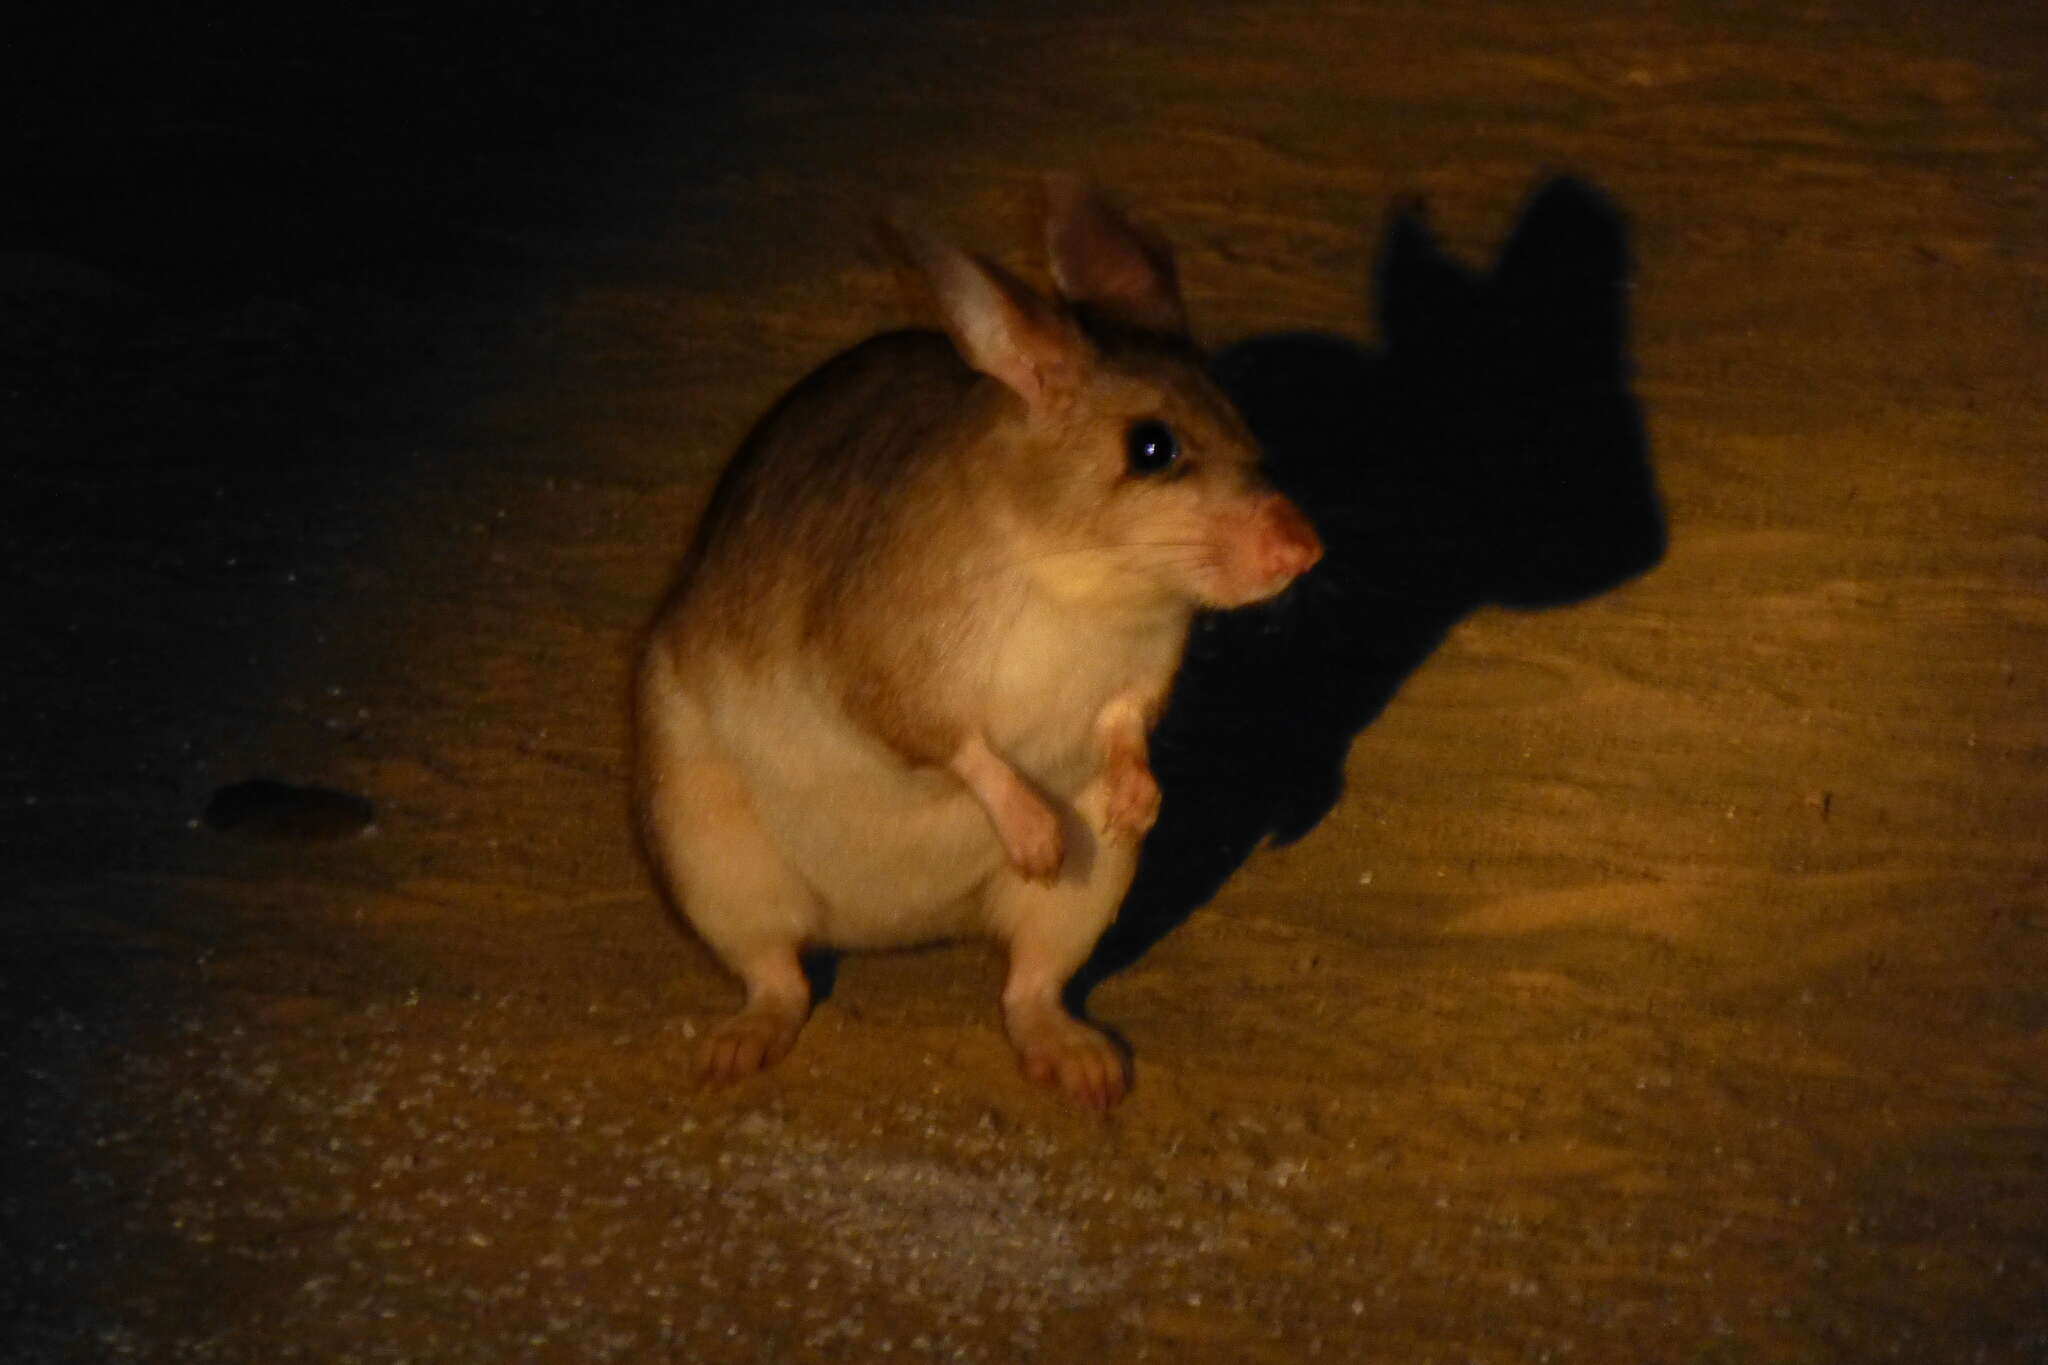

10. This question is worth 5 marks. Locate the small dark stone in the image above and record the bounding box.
[202,779,375,842]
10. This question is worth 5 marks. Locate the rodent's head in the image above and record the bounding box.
[993,330,1322,612]
[886,179,1322,613]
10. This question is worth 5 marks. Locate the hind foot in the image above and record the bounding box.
[694,1006,805,1086]
[1009,1007,1130,1112]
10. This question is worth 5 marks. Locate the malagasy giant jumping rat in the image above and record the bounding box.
[637,180,1321,1109]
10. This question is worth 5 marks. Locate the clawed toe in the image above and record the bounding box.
[693,1010,803,1086]
[1003,802,1066,883]
[1103,769,1160,845]
[1014,1017,1130,1111]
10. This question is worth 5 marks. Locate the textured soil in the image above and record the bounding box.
[4,3,2044,1361]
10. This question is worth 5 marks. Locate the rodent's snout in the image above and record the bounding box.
[1252,493,1323,585]
[1202,492,1323,608]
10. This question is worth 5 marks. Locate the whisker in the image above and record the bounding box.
[947,540,1222,585]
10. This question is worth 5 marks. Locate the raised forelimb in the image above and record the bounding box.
[949,731,1064,882]
[1095,692,1162,846]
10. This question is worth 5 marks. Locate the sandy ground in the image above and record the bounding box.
[4,2,2045,1361]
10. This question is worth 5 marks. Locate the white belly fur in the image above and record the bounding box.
[702,664,1006,949]
[683,599,1185,953]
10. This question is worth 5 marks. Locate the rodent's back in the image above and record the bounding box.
[664,329,981,668]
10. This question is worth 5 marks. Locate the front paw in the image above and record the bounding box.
[999,792,1066,883]
[1103,758,1160,845]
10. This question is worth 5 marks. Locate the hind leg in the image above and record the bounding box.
[986,782,1138,1111]
[639,681,818,1084]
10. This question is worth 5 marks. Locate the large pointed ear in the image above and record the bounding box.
[1044,176,1188,337]
[876,220,1086,409]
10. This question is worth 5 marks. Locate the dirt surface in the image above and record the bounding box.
[5,3,2045,1361]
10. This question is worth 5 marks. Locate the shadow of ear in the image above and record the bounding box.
[1072,175,1666,999]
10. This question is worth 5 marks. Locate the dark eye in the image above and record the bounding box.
[1124,419,1179,476]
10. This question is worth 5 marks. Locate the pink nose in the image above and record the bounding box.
[1254,494,1323,583]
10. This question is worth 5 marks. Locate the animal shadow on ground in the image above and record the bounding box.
[1071,175,1666,1004]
